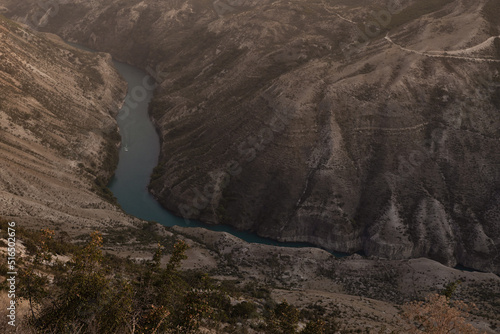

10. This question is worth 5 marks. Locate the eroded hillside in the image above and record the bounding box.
[2,0,500,273]
[0,15,140,234]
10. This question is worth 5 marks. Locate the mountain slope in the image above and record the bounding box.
[2,0,500,273]
[0,15,140,234]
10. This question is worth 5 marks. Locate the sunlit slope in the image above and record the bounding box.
[0,16,138,233]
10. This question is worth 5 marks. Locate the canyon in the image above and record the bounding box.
[1,0,500,273]
[0,1,500,330]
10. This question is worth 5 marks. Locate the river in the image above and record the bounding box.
[104,58,346,251]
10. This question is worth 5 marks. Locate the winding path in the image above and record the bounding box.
[353,122,430,133]
[385,34,500,63]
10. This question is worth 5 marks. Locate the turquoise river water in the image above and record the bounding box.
[105,59,344,251]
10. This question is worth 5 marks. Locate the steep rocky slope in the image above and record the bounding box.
[2,0,500,273]
[170,225,500,332]
[4,220,500,332]
[0,15,140,234]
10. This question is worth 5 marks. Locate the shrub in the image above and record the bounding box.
[402,293,480,334]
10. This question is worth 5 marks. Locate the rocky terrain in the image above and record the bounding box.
[2,0,500,274]
[99,223,500,333]
[0,4,498,332]
[0,15,141,236]
[2,215,500,332]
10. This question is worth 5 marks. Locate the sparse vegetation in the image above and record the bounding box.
[402,293,481,333]
[1,221,346,333]
[93,176,119,205]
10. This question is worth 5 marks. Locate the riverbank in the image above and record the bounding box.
[104,55,352,256]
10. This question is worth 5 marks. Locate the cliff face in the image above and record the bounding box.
[2,0,500,272]
[0,15,140,233]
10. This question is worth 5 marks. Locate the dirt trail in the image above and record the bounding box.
[321,2,356,24]
[385,34,500,63]
[428,35,500,55]
[353,122,429,133]
[335,12,356,24]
